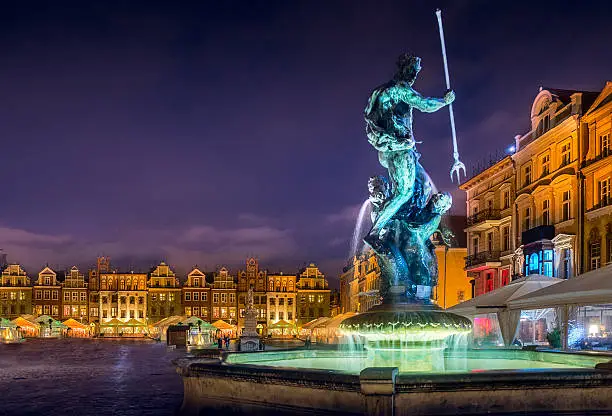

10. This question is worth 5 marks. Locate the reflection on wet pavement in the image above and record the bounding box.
[1,338,184,415]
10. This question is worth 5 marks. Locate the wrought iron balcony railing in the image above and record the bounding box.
[465,250,501,268]
[466,208,501,226]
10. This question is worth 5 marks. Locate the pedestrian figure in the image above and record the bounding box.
[217,336,222,350]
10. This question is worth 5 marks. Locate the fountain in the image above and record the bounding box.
[176,12,612,415]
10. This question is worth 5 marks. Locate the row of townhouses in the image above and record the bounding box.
[0,257,333,335]
[460,82,612,297]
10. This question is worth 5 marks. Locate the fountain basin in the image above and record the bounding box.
[177,349,612,415]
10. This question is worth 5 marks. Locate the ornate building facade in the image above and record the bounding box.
[296,264,330,325]
[147,262,182,323]
[98,271,148,335]
[266,272,297,326]
[62,266,88,321]
[32,266,62,318]
[581,82,612,272]
[182,267,211,321]
[0,264,31,318]
[460,83,612,296]
[211,267,237,324]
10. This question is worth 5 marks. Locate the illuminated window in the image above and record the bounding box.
[599,133,610,156]
[221,307,228,318]
[270,312,276,320]
[229,293,235,304]
[193,307,200,316]
[591,242,601,270]
[501,269,510,286]
[269,298,275,306]
[502,227,510,252]
[72,292,78,301]
[193,292,199,301]
[561,142,571,166]
[562,191,571,221]
[213,307,220,318]
[52,305,58,316]
[541,154,550,176]
[80,292,86,302]
[159,293,166,301]
[185,292,191,301]
[169,293,175,302]
[221,293,227,303]
[44,290,50,300]
[64,292,70,301]
[308,294,315,303]
[542,200,550,226]
[193,277,199,287]
[598,177,611,206]
[213,293,219,304]
[202,292,207,301]
[524,207,531,230]
[485,274,494,292]
[185,307,192,316]
[543,250,554,277]
[524,165,532,186]
[503,190,510,210]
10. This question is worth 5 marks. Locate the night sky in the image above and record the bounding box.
[1,1,611,283]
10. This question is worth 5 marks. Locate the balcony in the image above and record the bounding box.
[586,196,612,221]
[521,225,555,245]
[466,208,502,231]
[465,250,501,271]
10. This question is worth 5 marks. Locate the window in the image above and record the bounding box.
[102,310,108,319]
[279,312,284,320]
[213,307,220,318]
[44,290,50,300]
[130,310,135,319]
[485,274,494,292]
[543,250,554,277]
[287,298,293,306]
[287,312,293,320]
[159,293,166,301]
[524,165,532,186]
[542,200,550,226]
[72,292,78,301]
[44,276,51,285]
[213,293,219,304]
[120,310,126,319]
[599,133,610,156]
[457,291,465,301]
[19,292,25,301]
[151,294,157,301]
[229,293,235,304]
[486,232,493,252]
[527,253,539,275]
[279,298,284,306]
[185,292,191,301]
[185,307,192,316]
[221,293,227,303]
[138,310,143,318]
[501,269,510,286]
[102,296,108,304]
[561,142,571,166]
[111,307,117,317]
[524,207,531,230]
[502,227,510,252]
[63,305,71,317]
[52,305,59,316]
[52,290,58,300]
[80,292,86,302]
[598,177,611,206]
[541,154,550,176]
[563,249,572,279]
[169,293,175,302]
[91,307,99,317]
[503,190,510,210]
[202,292,207,301]
[562,191,571,221]
[269,298,275,306]
[193,292,199,301]
[64,292,70,301]
[193,277,200,287]
[120,296,126,304]
[35,291,42,300]
[591,241,601,270]
[270,312,276,320]
[129,296,135,304]
[193,307,200,316]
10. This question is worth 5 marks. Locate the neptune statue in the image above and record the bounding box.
[363,53,454,303]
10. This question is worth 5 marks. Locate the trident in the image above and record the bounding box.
[436,9,465,183]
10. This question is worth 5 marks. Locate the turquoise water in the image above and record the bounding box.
[225,349,611,375]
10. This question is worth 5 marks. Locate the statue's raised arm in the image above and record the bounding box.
[401,88,455,113]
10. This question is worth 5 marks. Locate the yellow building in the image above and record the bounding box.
[459,156,515,296]
[581,82,612,271]
[147,262,182,322]
[433,245,470,309]
[98,271,148,336]
[0,264,32,318]
[296,263,330,325]
[459,84,611,294]
[266,272,297,327]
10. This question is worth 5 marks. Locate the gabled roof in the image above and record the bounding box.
[585,81,612,115]
[38,266,56,276]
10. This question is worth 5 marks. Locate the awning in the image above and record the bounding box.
[268,320,295,330]
[62,318,88,330]
[34,315,67,329]
[301,317,330,330]
[448,275,564,317]
[123,319,146,327]
[509,264,612,309]
[12,316,39,329]
[150,315,187,328]
[212,320,235,330]
[100,318,123,326]
[184,316,215,330]
[0,318,17,328]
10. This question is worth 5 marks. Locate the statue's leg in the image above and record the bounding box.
[367,150,416,239]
